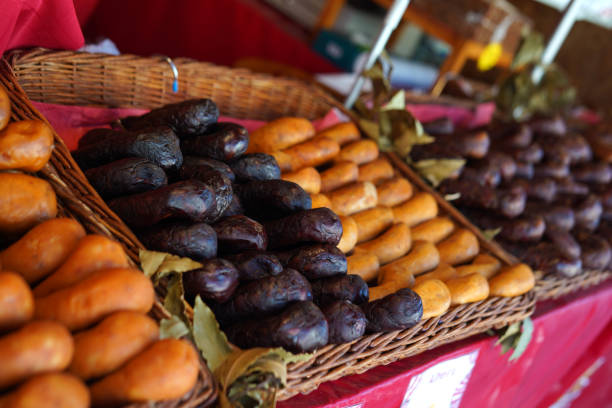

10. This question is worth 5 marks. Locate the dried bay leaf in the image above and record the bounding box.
[193,296,235,372]
[160,315,190,340]
[509,317,533,362]
[413,158,465,187]
[483,227,502,241]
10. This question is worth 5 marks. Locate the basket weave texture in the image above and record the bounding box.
[0,56,217,408]
[7,48,536,400]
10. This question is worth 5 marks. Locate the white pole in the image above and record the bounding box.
[344,0,410,109]
[532,0,584,84]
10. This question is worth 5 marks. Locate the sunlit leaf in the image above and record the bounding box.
[483,227,502,241]
[160,315,190,340]
[192,296,234,372]
[413,158,465,187]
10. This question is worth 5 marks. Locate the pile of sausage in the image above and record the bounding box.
[418,115,612,277]
[75,99,429,353]
[0,88,199,408]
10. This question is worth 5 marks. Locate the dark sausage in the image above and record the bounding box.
[281,244,347,279]
[84,158,167,198]
[182,258,240,303]
[544,225,581,260]
[234,179,311,219]
[108,180,216,227]
[178,166,232,221]
[574,231,612,270]
[213,269,312,323]
[264,208,343,249]
[182,156,235,182]
[322,300,366,344]
[137,222,217,261]
[73,126,183,171]
[121,98,219,136]
[311,274,369,306]
[181,122,248,161]
[225,301,328,353]
[224,251,283,281]
[362,288,423,332]
[212,215,267,253]
[228,153,281,181]
[572,162,612,185]
[523,243,582,278]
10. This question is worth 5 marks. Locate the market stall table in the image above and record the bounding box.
[278,281,612,407]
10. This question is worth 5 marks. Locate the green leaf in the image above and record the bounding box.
[500,336,516,354]
[139,249,168,278]
[483,227,502,241]
[358,118,380,141]
[192,296,235,372]
[413,158,465,187]
[163,273,187,318]
[160,315,191,339]
[509,317,533,361]
[496,322,521,345]
[381,89,406,111]
[139,249,203,281]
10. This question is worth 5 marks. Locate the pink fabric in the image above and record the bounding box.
[406,102,496,129]
[32,101,344,151]
[0,0,83,55]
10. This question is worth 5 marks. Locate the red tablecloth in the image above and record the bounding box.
[278,282,612,408]
[1,0,83,55]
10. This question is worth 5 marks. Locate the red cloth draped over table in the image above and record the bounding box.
[278,282,612,408]
[0,0,83,55]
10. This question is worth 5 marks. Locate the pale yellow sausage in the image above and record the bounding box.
[411,217,455,243]
[413,263,457,285]
[316,122,360,146]
[310,193,331,209]
[377,241,439,286]
[455,254,501,279]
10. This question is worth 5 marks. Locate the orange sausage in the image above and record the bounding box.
[337,216,358,253]
[316,122,360,146]
[282,167,321,194]
[35,267,155,331]
[0,373,89,408]
[437,229,480,266]
[274,136,340,172]
[376,177,413,207]
[34,235,130,297]
[335,139,379,165]
[320,161,359,192]
[0,120,54,172]
[352,206,394,243]
[0,218,85,284]
[247,117,314,153]
[89,339,200,407]
[69,311,159,380]
[0,86,9,131]
[0,271,34,332]
[0,173,57,236]
[356,223,411,264]
[328,181,378,216]
[310,193,331,209]
[392,192,437,227]
[410,217,455,243]
[357,157,394,183]
[0,321,74,389]
[347,252,380,282]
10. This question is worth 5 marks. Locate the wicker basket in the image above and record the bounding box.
[534,270,612,300]
[0,56,217,408]
[6,48,535,400]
